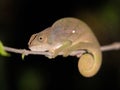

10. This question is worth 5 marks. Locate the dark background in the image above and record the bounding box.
[0,0,120,90]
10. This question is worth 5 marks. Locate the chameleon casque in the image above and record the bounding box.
[28,17,102,77]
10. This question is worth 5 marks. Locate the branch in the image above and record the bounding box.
[101,42,120,51]
[3,46,51,56]
[3,42,120,57]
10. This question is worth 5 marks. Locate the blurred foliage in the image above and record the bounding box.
[0,41,10,56]
[17,68,45,90]
[21,54,25,60]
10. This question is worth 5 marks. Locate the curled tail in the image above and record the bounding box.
[78,47,102,77]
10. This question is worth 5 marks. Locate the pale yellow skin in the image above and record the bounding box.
[28,17,102,77]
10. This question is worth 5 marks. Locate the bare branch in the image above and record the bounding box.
[101,42,120,51]
[4,46,51,56]
[3,42,120,57]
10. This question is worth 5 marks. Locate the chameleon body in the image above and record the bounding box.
[28,17,102,77]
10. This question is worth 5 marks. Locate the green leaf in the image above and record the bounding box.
[22,54,25,60]
[0,41,10,56]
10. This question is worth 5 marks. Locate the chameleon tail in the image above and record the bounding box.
[78,48,102,77]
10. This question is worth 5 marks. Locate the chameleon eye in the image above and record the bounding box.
[39,37,43,40]
[38,36,43,41]
[38,35,46,42]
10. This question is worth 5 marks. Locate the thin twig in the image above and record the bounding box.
[3,42,120,57]
[4,46,51,56]
[101,42,120,51]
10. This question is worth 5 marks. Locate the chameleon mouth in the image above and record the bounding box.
[29,45,49,52]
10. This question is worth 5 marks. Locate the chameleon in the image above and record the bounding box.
[28,17,102,77]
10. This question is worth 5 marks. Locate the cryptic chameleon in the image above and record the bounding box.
[28,17,102,77]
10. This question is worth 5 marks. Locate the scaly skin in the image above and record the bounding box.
[28,17,102,77]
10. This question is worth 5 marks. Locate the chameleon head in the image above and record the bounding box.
[28,27,53,52]
[28,33,50,52]
[28,27,63,52]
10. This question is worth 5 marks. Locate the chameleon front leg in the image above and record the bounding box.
[63,42,102,77]
[46,40,72,59]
